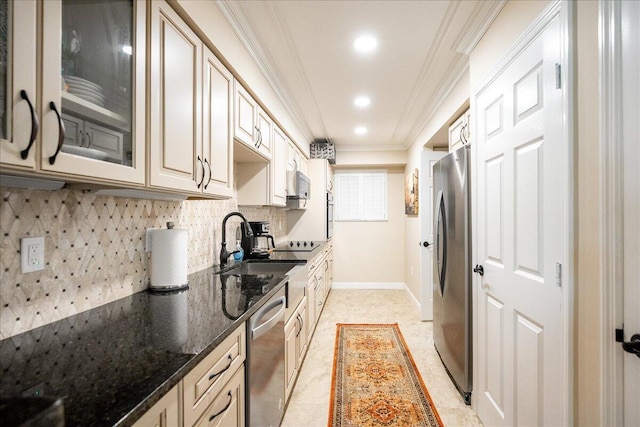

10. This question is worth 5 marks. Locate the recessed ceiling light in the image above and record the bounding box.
[353,35,377,53]
[354,126,368,135]
[354,96,371,108]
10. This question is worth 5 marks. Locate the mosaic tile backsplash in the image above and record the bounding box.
[0,187,287,339]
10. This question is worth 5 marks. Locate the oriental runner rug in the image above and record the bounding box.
[328,323,444,427]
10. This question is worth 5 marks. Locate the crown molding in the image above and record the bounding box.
[453,0,506,56]
[404,54,470,148]
[215,1,314,144]
[388,1,461,145]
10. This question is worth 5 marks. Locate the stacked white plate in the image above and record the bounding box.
[63,75,105,107]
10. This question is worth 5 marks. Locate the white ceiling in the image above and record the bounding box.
[218,1,505,151]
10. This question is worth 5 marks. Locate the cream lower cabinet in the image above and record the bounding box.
[148,0,233,198]
[183,325,246,427]
[134,323,246,427]
[193,368,244,427]
[132,383,181,427]
[284,297,308,401]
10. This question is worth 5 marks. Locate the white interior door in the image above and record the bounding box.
[420,149,446,320]
[475,15,567,426]
[620,0,640,422]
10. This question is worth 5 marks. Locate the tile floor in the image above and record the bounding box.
[281,289,483,427]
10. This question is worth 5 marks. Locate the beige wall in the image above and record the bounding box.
[404,71,470,302]
[332,167,405,284]
[574,1,601,424]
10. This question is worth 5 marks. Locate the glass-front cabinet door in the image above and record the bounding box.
[40,0,145,184]
[0,0,38,170]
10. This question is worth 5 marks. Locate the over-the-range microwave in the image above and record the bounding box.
[286,170,310,209]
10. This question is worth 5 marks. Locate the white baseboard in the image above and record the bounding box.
[404,284,421,312]
[331,282,405,290]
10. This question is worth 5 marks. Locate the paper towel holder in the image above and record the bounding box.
[150,222,189,291]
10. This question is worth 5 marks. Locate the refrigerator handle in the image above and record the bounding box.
[435,192,447,295]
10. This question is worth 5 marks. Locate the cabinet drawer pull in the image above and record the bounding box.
[209,354,233,381]
[48,102,66,165]
[204,158,212,189]
[209,391,233,422]
[197,155,205,189]
[19,90,39,160]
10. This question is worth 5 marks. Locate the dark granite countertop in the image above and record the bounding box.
[0,265,290,426]
[0,241,329,426]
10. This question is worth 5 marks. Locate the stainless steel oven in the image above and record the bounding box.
[326,192,334,240]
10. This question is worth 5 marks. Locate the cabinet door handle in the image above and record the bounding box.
[78,130,85,147]
[196,155,205,189]
[293,158,298,171]
[48,102,66,165]
[204,158,212,190]
[85,133,92,148]
[254,127,262,149]
[209,354,233,380]
[209,391,233,422]
[18,90,39,160]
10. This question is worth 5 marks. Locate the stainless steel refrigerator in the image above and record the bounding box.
[433,145,472,404]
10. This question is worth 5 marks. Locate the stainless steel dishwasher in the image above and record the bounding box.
[247,286,286,427]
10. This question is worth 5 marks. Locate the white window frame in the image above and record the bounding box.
[335,169,387,222]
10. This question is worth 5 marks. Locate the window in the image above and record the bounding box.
[335,170,387,221]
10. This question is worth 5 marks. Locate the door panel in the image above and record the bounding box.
[514,138,543,277]
[476,15,565,426]
[515,313,543,427]
[484,294,505,421]
[485,156,504,265]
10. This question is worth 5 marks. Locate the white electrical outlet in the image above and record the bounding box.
[145,228,158,253]
[21,237,45,273]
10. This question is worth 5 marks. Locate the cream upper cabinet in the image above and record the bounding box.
[287,140,308,174]
[233,81,271,160]
[149,0,202,193]
[271,125,287,206]
[202,47,233,198]
[37,0,146,184]
[0,0,37,171]
[255,106,271,159]
[448,109,471,152]
[234,82,256,147]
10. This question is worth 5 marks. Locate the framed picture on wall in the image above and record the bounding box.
[405,168,419,215]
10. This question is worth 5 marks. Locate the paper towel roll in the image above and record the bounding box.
[151,228,188,290]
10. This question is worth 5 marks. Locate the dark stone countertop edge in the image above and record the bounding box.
[114,272,290,426]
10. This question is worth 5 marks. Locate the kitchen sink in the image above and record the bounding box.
[218,262,299,276]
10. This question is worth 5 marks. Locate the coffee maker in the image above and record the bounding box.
[240,221,275,259]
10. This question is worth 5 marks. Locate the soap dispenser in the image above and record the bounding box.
[233,240,244,261]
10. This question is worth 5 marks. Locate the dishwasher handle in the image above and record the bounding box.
[251,296,286,340]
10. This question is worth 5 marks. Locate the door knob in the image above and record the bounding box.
[473,264,484,276]
[622,334,640,358]
[420,241,431,247]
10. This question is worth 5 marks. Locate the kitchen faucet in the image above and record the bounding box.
[219,211,253,266]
